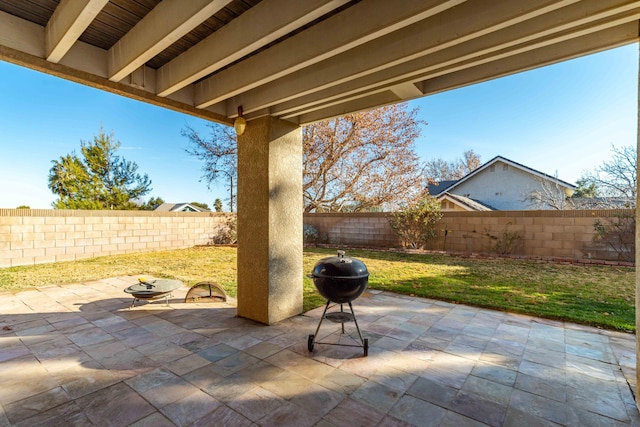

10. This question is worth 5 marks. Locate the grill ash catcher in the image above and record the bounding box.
[307,250,370,357]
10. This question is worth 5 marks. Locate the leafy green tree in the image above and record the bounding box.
[213,198,223,212]
[572,178,598,198]
[139,196,165,210]
[48,154,95,207]
[388,196,443,249]
[49,128,152,209]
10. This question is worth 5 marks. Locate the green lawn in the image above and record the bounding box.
[0,246,634,332]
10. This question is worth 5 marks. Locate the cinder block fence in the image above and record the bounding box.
[303,209,634,264]
[0,209,233,268]
[0,208,633,268]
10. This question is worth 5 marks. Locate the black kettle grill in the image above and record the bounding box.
[307,250,369,356]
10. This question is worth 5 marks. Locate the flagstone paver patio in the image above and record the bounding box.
[0,276,637,426]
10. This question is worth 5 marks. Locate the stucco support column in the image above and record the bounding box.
[236,115,303,325]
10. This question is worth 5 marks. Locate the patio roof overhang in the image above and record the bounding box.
[0,0,638,126]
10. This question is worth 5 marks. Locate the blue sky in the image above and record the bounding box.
[412,44,638,180]
[0,43,637,209]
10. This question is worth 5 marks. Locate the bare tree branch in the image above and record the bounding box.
[422,150,482,183]
[523,174,575,210]
[579,144,636,208]
[183,103,425,213]
[181,123,237,210]
[303,103,424,212]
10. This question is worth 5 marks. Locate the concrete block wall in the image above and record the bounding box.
[1,209,632,267]
[303,212,400,248]
[0,209,234,268]
[304,209,634,262]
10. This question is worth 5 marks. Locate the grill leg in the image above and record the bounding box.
[348,302,365,346]
[313,300,331,339]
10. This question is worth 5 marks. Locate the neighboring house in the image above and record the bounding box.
[428,156,576,211]
[437,193,494,212]
[427,180,458,195]
[154,203,209,212]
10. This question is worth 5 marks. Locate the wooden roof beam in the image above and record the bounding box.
[45,0,108,63]
[156,0,349,97]
[273,0,640,119]
[296,23,639,124]
[108,0,232,83]
[194,0,467,109]
[226,0,582,117]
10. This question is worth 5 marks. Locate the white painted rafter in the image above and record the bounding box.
[194,0,467,109]
[269,0,640,119]
[156,0,349,97]
[295,22,638,124]
[420,23,639,98]
[108,0,232,83]
[389,83,424,100]
[226,0,585,117]
[1,0,639,126]
[45,0,108,63]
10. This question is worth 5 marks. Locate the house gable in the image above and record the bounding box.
[154,203,208,212]
[428,180,458,195]
[437,193,493,211]
[435,156,576,210]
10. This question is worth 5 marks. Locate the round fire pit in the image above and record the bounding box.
[307,250,369,356]
[124,278,182,308]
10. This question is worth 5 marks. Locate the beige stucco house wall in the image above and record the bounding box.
[433,156,575,211]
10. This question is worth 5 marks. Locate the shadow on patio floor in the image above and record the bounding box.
[0,276,637,426]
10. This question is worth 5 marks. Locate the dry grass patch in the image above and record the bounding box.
[0,246,238,295]
[0,246,634,331]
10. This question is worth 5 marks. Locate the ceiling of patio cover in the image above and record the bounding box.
[0,0,638,126]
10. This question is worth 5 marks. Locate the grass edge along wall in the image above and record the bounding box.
[0,209,234,268]
[303,209,634,263]
[0,208,633,267]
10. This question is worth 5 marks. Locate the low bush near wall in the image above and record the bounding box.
[472,222,523,255]
[304,209,635,263]
[593,211,635,263]
[210,216,238,244]
[388,197,443,249]
[303,224,319,243]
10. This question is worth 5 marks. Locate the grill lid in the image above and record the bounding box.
[310,250,369,280]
